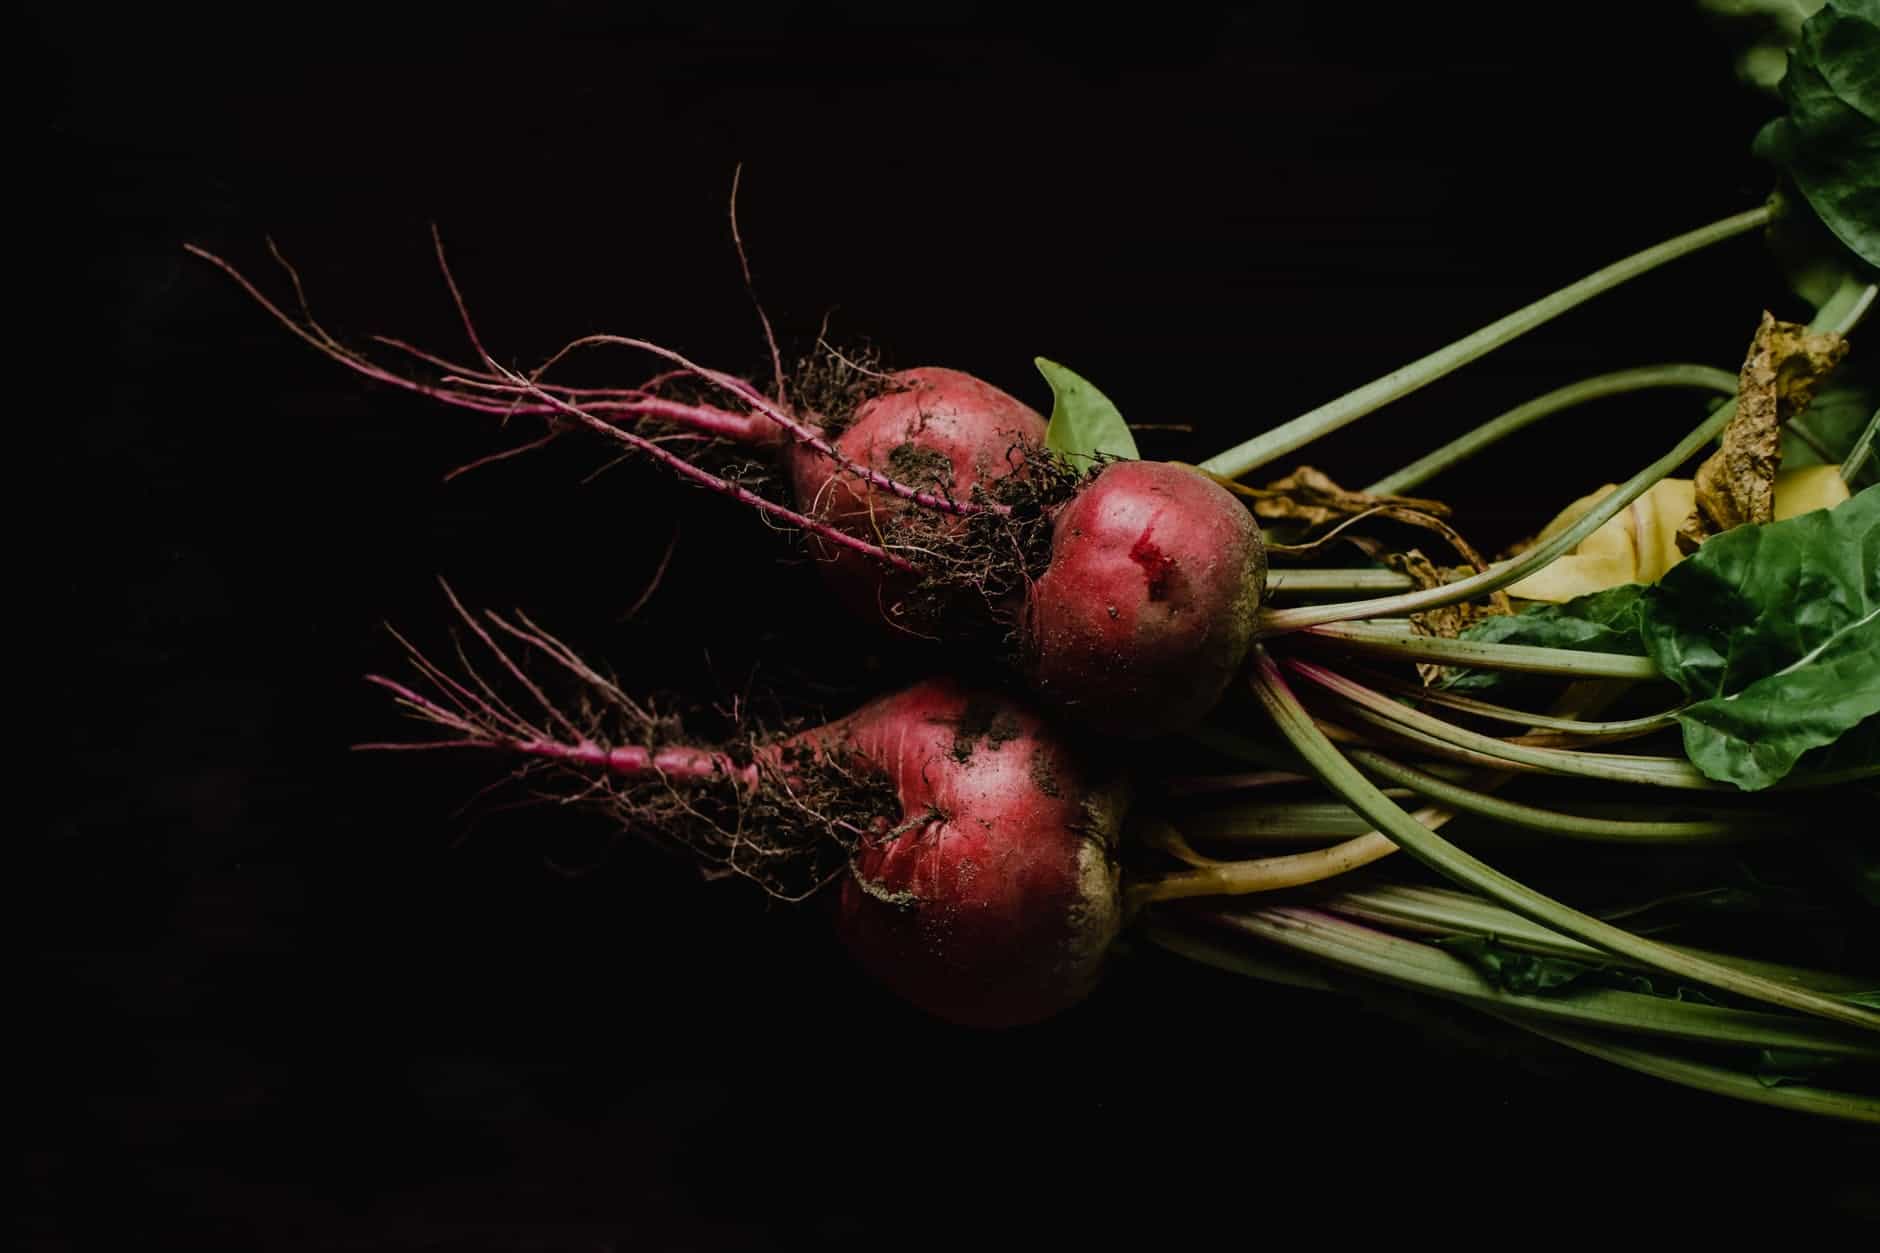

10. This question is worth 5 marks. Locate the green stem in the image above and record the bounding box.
[1264,568,1419,598]
[1365,364,1738,496]
[1293,657,1875,790]
[1320,883,1877,993]
[1350,666,1680,735]
[1842,406,1880,487]
[1144,913,1880,1122]
[1346,750,1782,842]
[1131,825,1414,903]
[1264,402,1736,631]
[1201,905,1879,1058]
[1178,797,1414,844]
[1297,621,1663,680]
[1489,1016,1880,1124]
[1260,275,1876,633]
[1198,207,1773,480]
[1247,646,1880,1030]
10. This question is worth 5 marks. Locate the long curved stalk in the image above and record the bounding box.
[1144,915,1880,1123]
[1365,364,1737,496]
[1291,658,1877,790]
[1260,276,1876,633]
[1177,798,1411,844]
[1262,401,1738,632]
[1199,207,1773,479]
[1208,906,1878,1058]
[1320,883,1877,994]
[1295,621,1663,679]
[1264,568,1419,598]
[1349,667,1683,736]
[1129,816,1433,905]
[1345,750,1784,842]
[1842,406,1880,486]
[1247,647,1880,1031]
[1492,1016,1880,1123]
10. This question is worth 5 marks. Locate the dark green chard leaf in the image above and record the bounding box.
[1763,183,1869,310]
[1035,357,1140,464]
[1440,585,1649,694]
[1752,0,1880,271]
[1780,379,1878,475]
[1641,484,1880,789]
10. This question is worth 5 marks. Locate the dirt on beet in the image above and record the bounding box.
[880,444,1091,644]
[787,341,895,439]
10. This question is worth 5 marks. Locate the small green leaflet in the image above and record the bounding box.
[1035,357,1140,464]
[1752,0,1880,271]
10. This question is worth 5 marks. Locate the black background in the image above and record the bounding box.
[33,2,1880,1247]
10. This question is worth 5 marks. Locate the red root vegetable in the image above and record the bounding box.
[818,678,1129,1028]
[782,366,1048,626]
[1024,459,1267,737]
[367,596,1129,1028]
[191,238,1266,736]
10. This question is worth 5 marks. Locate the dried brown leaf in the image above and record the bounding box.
[1352,545,1514,685]
[1677,311,1848,553]
[1234,464,1451,529]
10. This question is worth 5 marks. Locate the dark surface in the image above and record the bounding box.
[34,2,1879,1247]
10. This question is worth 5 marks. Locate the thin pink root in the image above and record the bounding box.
[187,233,992,567]
[519,331,1002,517]
[181,242,780,444]
[357,582,759,789]
[360,675,752,785]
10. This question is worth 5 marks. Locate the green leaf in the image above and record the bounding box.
[1035,357,1140,464]
[1440,585,1649,694]
[1780,380,1878,471]
[1642,484,1880,789]
[1753,0,1880,270]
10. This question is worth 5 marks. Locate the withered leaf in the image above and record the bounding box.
[1677,311,1848,553]
[1348,542,1513,686]
[1236,464,1451,529]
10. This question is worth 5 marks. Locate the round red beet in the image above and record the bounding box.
[1021,460,1266,738]
[785,367,1047,628]
[802,677,1128,1028]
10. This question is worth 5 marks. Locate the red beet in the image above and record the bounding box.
[192,241,1263,735]
[1022,460,1267,738]
[369,607,1128,1029]
[784,367,1048,626]
[806,678,1128,1028]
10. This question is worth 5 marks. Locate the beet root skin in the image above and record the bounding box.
[1022,460,1267,738]
[785,367,1047,625]
[803,677,1127,1028]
